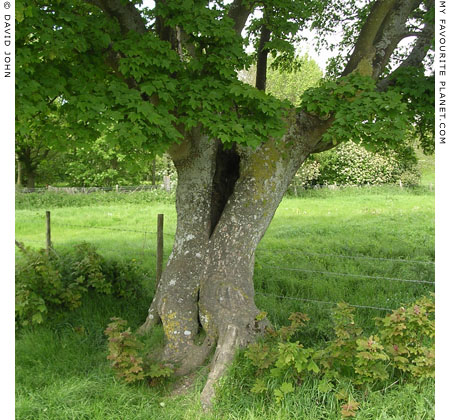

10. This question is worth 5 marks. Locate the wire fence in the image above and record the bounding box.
[16,179,435,195]
[16,211,435,314]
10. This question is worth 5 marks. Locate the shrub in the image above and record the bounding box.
[287,160,321,193]
[245,312,320,403]
[15,242,143,327]
[399,169,421,187]
[105,317,173,384]
[376,294,435,378]
[15,247,64,326]
[299,141,420,187]
[243,295,434,403]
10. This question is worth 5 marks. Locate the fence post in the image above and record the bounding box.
[156,214,164,288]
[116,184,119,193]
[46,210,51,255]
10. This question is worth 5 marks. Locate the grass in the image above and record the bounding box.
[416,151,435,187]
[15,185,435,419]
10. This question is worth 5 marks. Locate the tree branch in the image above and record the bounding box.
[228,0,254,35]
[84,0,148,34]
[371,0,422,79]
[377,17,434,90]
[255,24,271,91]
[342,0,397,76]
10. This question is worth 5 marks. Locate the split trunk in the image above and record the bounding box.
[139,113,331,407]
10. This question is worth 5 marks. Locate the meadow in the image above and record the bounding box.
[15,184,435,419]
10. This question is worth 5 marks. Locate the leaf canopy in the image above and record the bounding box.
[16,0,435,156]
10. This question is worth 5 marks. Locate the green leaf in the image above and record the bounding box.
[31,312,44,324]
[306,360,320,373]
[250,378,268,394]
[279,382,294,394]
[317,380,333,393]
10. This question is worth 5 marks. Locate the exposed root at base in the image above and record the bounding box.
[200,325,240,410]
[137,300,162,335]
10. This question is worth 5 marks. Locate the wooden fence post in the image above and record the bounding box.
[46,211,51,255]
[156,214,164,288]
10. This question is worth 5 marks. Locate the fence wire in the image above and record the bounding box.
[16,211,434,314]
[257,248,435,265]
[258,263,435,285]
[255,292,395,312]
[50,222,176,237]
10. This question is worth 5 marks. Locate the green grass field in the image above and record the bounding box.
[15,185,435,419]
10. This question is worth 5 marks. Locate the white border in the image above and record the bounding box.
[1,0,15,419]
[435,1,448,419]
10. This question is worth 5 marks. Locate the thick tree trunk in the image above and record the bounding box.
[17,148,38,189]
[139,129,218,365]
[26,173,36,189]
[139,112,330,407]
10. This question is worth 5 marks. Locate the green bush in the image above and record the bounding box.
[105,317,173,385]
[304,141,420,187]
[244,295,434,404]
[15,242,143,327]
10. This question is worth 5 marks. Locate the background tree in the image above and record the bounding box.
[16,0,435,407]
[240,54,323,106]
[63,138,157,187]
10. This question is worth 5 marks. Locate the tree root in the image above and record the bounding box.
[200,324,240,410]
[137,304,160,335]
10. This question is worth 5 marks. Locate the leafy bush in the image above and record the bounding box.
[105,317,173,384]
[245,312,319,402]
[295,141,421,188]
[376,295,434,378]
[15,242,143,327]
[287,161,321,193]
[244,295,434,404]
[399,169,422,187]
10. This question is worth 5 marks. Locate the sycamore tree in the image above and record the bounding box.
[16,0,434,406]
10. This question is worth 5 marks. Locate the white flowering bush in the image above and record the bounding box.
[312,141,420,187]
[289,161,321,192]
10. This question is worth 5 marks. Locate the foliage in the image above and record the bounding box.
[16,0,288,154]
[311,141,420,187]
[15,242,142,327]
[302,73,411,150]
[245,312,320,403]
[289,160,321,190]
[16,0,434,164]
[390,67,435,155]
[376,295,435,378]
[62,138,152,187]
[244,296,434,403]
[105,317,173,384]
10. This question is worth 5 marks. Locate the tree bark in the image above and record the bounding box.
[16,159,23,187]
[139,112,331,407]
